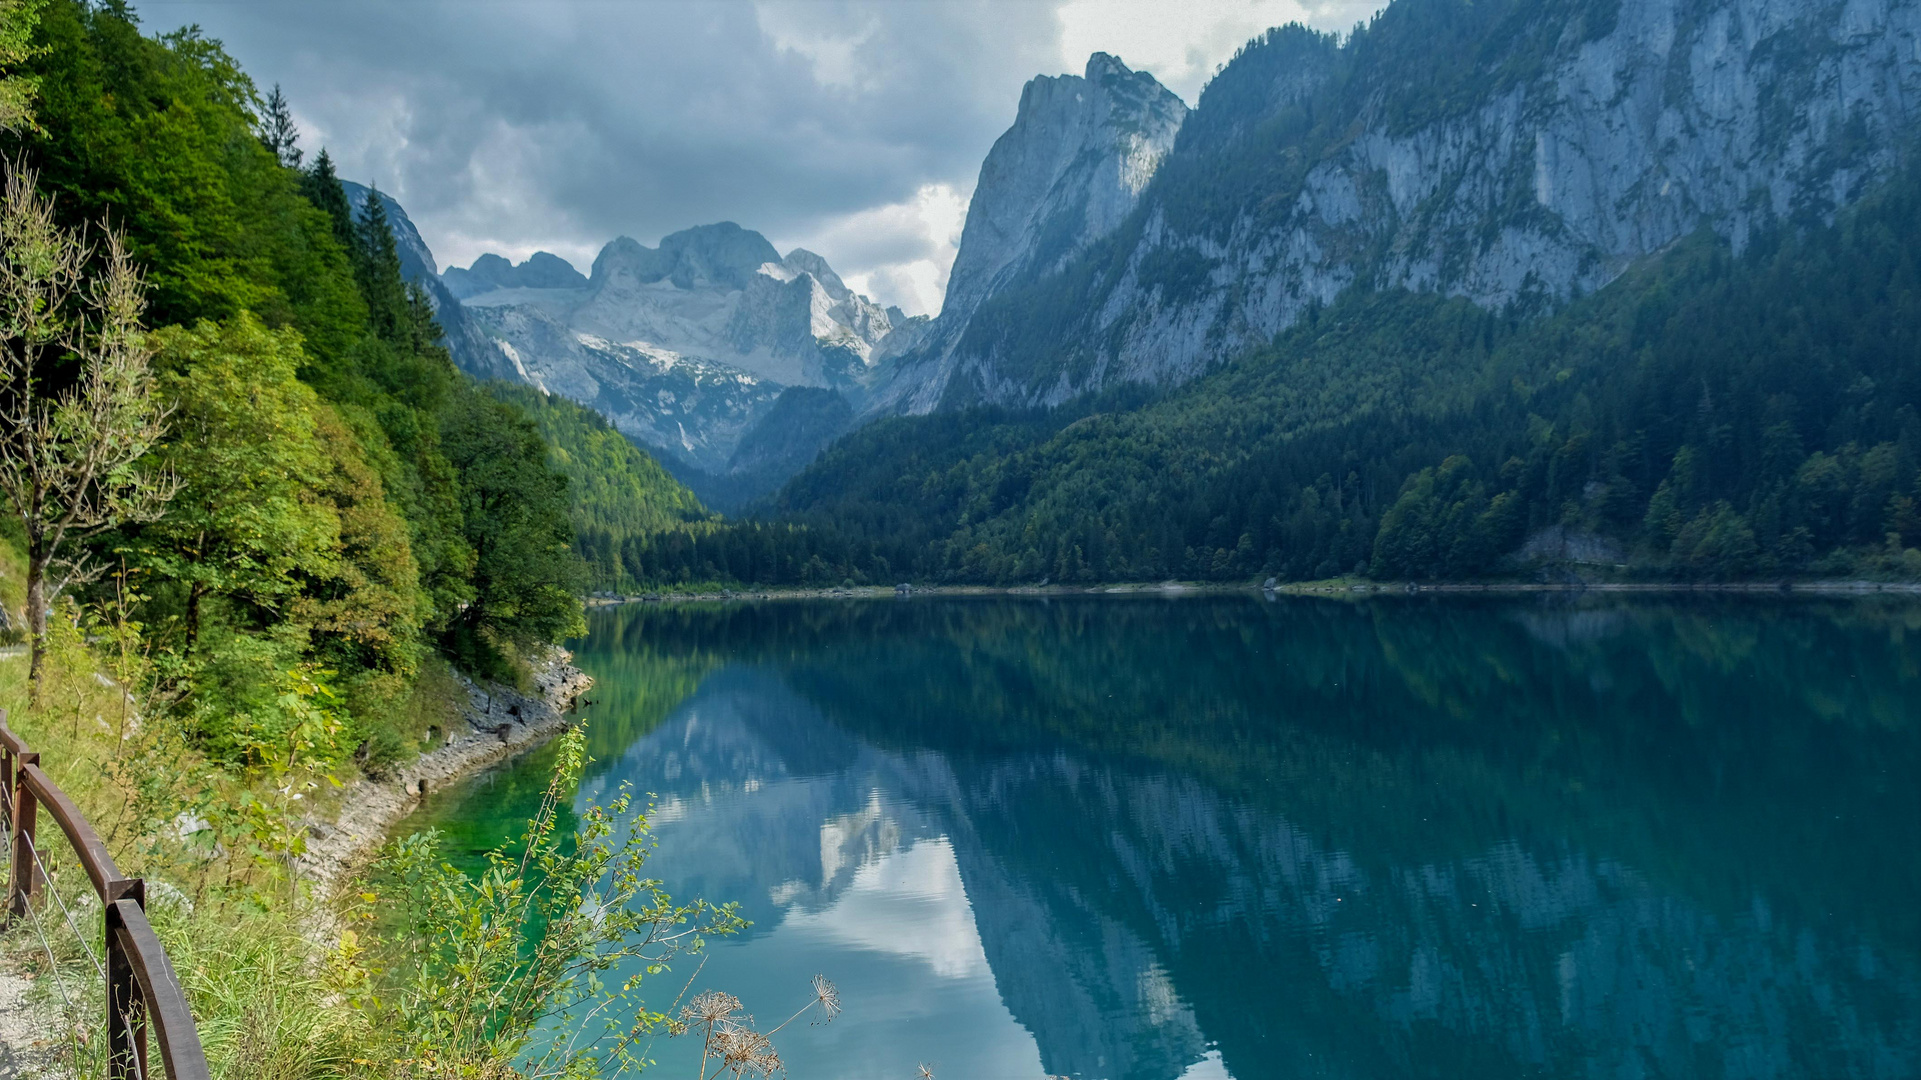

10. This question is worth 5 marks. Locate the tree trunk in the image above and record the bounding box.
[24,554,46,702]
[185,581,204,653]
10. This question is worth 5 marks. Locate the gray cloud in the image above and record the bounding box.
[132,0,1378,314]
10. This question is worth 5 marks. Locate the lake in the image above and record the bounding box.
[405,595,1921,1080]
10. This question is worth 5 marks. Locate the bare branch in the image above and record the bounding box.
[0,158,175,696]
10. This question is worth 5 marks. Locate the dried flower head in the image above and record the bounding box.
[810,974,842,1023]
[681,990,744,1031]
[713,1022,783,1078]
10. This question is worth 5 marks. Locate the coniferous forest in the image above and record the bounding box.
[618,161,1921,588]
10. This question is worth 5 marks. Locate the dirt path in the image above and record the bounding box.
[0,952,57,1080]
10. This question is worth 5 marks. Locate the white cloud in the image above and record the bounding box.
[1057,0,1383,102]
[783,182,970,317]
[754,4,882,92]
[139,0,1384,315]
[781,837,991,980]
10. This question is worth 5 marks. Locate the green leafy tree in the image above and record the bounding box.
[488,383,709,590]
[440,385,585,674]
[144,314,341,651]
[0,161,173,696]
[143,315,430,768]
[0,0,43,132]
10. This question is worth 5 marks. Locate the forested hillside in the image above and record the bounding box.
[485,383,712,589]
[763,163,1921,585]
[4,0,587,765]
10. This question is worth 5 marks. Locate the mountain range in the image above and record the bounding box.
[363,52,1188,507]
[870,0,1921,412]
[369,0,1921,582]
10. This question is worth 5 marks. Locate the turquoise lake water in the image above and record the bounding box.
[404,595,1921,1079]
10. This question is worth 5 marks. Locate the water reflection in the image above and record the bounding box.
[413,596,1921,1079]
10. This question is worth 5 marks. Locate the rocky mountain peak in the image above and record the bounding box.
[867,52,1188,413]
[954,52,1186,313]
[780,248,852,302]
[596,222,783,292]
[875,0,1921,415]
[443,250,587,298]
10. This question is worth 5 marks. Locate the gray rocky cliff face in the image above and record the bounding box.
[447,225,906,480]
[881,0,1921,412]
[944,52,1191,327]
[342,181,503,380]
[444,251,587,298]
[870,52,1190,414]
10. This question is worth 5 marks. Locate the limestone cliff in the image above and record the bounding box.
[879,0,1921,411]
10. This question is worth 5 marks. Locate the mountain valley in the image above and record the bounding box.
[369,0,1921,586]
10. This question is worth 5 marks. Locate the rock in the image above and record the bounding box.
[869,53,1188,414]
[443,251,587,298]
[874,0,1921,412]
[452,224,908,485]
[292,648,593,891]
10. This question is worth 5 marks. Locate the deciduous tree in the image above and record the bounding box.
[0,162,174,696]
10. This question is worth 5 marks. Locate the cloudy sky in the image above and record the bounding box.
[133,0,1381,315]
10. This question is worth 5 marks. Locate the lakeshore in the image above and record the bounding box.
[583,577,1921,606]
[295,651,593,891]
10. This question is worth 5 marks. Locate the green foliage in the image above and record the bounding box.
[138,316,429,769]
[1371,457,1525,580]
[18,2,367,351]
[9,1,595,768]
[363,726,743,1079]
[0,0,43,132]
[144,316,344,646]
[487,383,708,590]
[440,385,586,674]
[770,161,1921,586]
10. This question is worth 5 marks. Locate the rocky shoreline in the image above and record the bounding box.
[295,649,593,892]
[583,578,1921,606]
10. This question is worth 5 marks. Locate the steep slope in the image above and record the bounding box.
[449,225,908,492]
[881,0,1921,410]
[776,159,1921,584]
[870,52,1189,413]
[485,383,711,589]
[340,180,501,378]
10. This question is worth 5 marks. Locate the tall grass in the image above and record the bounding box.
[0,541,368,1080]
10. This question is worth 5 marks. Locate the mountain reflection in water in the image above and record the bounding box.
[408,596,1921,1080]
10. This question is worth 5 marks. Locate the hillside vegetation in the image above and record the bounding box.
[760,163,1921,585]
[484,383,711,589]
[13,0,591,745]
[0,6,735,1080]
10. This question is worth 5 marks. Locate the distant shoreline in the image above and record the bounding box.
[583,578,1921,605]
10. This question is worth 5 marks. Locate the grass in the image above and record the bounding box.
[0,537,372,1080]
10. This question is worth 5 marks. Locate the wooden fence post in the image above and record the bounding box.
[6,748,41,923]
[106,879,150,1080]
[0,712,212,1080]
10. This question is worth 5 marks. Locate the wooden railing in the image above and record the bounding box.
[1,709,211,1080]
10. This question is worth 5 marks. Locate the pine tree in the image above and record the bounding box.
[259,83,302,168]
[355,185,409,342]
[302,148,356,254]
